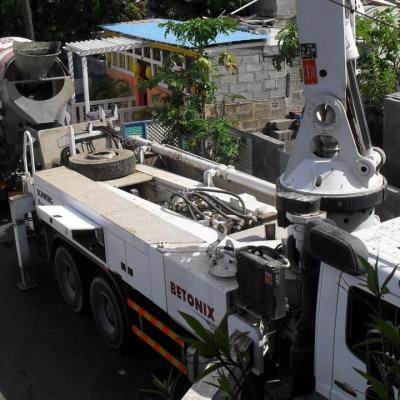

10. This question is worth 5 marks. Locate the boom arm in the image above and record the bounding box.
[278,0,386,232]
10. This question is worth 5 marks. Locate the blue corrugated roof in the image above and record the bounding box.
[101,19,268,48]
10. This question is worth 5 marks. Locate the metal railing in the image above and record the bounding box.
[23,130,35,181]
[69,96,150,124]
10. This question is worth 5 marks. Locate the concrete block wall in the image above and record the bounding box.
[251,132,286,183]
[210,99,288,132]
[376,185,400,222]
[215,47,284,101]
[213,45,304,132]
[383,94,400,187]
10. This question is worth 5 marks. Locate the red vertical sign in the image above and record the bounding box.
[302,59,318,85]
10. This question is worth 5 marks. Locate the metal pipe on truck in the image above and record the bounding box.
[129,136,277,200]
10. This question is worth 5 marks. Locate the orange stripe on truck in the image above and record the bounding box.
[131,325,187,374]
[127,298,184,347]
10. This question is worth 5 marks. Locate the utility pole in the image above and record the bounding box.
[21,0,35,40]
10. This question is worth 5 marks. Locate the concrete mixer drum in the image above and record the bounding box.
[0,37,74,186]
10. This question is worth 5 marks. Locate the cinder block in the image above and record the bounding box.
[238,110,255,122]
[251,132,286,184]
[216,65,227,74]
[233,55,243,64]
[220,75,237,85]
[255,71,268,81]
[268,129,295,141]
[270,118,295,130]
[229,83,247,93]
[269,70,286,80]
[263,46,279,57]
[254,110,272,121]
[383,95,400,186]
[237,103,254,113]
[264,79,277,90]
[269,87,286,99]
[276,78,287,89]
[254,91,271,100]
[271,108,287,119]
[238,73,255,83]
[254,102,268,111]
[240,92,255,100]
[242,54,261,64]
[246,82,260,92]
[232,48,261,57]
[241,120,261,132]
[246,63,263,73]
[217,85,230,94]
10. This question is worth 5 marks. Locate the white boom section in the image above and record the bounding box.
[279,0,385,232]
[297,0,347,103]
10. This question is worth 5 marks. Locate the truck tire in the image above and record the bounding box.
[90,276,126,349]
[54,246,84,313]
[60,146,80,167]
[68,148,135,181]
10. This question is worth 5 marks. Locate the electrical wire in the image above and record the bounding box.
[326,0,400,32]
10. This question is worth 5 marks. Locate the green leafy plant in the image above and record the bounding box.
[142,368,181,400]
[180,312,255,399]
[90,77,132,101]
[353,257,400,400]
[356,9,400,110]
[272,21,299,72]
[0,0,144,42]
[162,18,238,52]
[141,18,240,165]
[149,0,244,19]
[273,11,400,111]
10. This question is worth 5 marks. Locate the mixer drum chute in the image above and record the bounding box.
[13,41,61,80]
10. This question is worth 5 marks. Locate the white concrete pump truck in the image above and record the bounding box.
[7,0,400,398]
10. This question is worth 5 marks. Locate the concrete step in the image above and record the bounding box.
[268,129,295,141]
[268,118,295,131]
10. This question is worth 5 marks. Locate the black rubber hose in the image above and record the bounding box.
[97,125,136,151]
[169,193,197,221]
[169,192,207,221]
[239,245,290,266]
[194,191,253,220]
[191,188,246,214]
[189,192,236,221]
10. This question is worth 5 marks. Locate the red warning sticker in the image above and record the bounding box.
[302,59,318,85]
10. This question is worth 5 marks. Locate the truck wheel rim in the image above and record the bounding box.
[87,150,116,160]
[98,292,117,334]
[61,261,78,299]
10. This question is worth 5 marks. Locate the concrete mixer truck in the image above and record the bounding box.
[0,37,73,197]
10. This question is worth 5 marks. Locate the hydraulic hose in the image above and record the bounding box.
[192,187,246,214]
[169,192,207,221]
[189,192,240,221]
[193,191,253,221]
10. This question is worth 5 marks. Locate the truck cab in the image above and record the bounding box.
[315,218,400,399]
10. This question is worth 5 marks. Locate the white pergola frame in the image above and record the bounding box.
[64,37,144,121]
